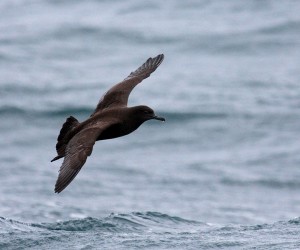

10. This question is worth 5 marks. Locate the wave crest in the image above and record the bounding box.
[0,212,204,233]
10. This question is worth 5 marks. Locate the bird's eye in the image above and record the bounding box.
[143,110,151,114]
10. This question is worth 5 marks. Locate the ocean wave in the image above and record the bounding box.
[184,19,300,55]
[257,20,300,35]
[38,211,203,232]
[0,105,92,118]
[0,104,229,121]
[0,212,204,233]
[221,177,300,189]
[2,214,300,249]
[0,83,100,95]
[1,213,300,236]
[1,23,173,47]
[0,216,35,233]
[3,103,299,122]
[49,25,173,45]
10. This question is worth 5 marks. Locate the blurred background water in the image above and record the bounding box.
[1,0,300,249]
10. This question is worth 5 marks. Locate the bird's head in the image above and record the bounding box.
[132,105,165,123]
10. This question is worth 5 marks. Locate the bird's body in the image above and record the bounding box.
[52,54,165,193]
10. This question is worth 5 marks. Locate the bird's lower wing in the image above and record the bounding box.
[54,123,111,193]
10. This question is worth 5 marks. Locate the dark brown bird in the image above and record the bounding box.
[52,54,165,193]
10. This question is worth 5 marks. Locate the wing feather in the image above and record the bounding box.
[54,122,112,193]
[91,54,164,115]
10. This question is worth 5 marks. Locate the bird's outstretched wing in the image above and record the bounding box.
[54,122,113,193]
[91,54,164,116]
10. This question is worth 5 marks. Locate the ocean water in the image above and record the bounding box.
[1,0,300,249]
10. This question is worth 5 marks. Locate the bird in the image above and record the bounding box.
[51,54,165,193]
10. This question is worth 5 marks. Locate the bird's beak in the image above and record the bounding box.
[153,115,165,122]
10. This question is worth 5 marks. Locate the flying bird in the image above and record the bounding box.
[52,54,165,193]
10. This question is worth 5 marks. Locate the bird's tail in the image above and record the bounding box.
[51,116,79,162]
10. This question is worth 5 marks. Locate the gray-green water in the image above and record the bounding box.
[1,0,300,249]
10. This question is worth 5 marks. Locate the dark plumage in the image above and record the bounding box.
[52,54,165,193]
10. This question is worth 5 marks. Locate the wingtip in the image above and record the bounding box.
[155,53,164,60]
[51,155,63,162]
[152,53,164,66]
[54,185,59,193]
[149,53,164,61]
[54,181,67,194]
[54,186,63,194]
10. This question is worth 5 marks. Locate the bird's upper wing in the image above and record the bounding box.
[54,121,114,193]
[91,54,164,116]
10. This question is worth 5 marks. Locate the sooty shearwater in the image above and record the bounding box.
[52,54,165,193]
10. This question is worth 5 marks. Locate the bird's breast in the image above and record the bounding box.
[96,122,139,141]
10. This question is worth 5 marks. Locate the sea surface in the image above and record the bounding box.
[1,0,300,249]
